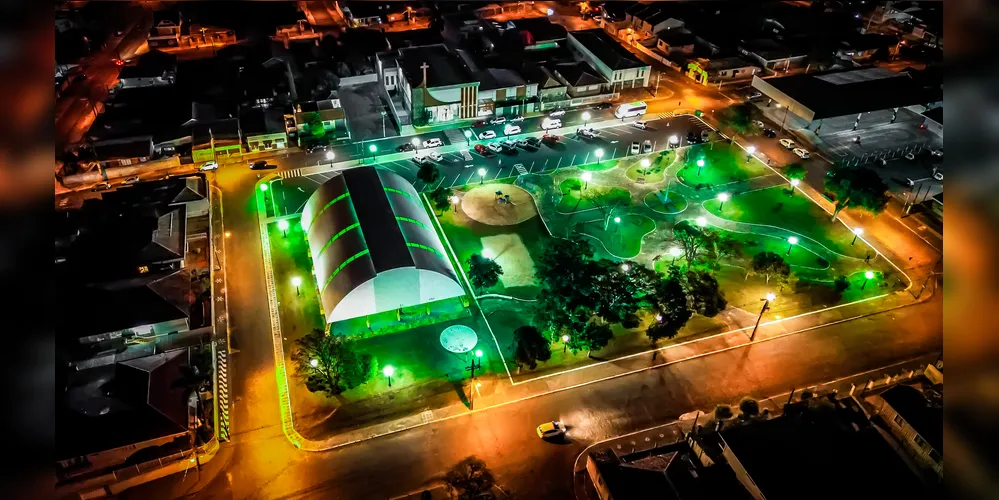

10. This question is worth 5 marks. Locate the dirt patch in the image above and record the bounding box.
[462,183,538,226]
[481,233,536,288]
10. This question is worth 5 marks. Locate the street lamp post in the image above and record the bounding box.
[368,144,378,162]
[851,227,863,245]
[451,195,461,214]
[594,148,604,167]
[718,192,730,211]
[582,171,592,190]
[310,358,319,368]
[696,158,705,176]
[777,103,792,133]
[463,129,472,146]
[695,216,706,228]
[468,349,483,379]
[786,236,798,255]
[383,365,395,387]
[745,145,756,163]
[582,111,591,129]
[278,219,290,238]
[478,167,487,185]
[412,137,421,149]
[291,276,302,296]
[789,178,800,192]
[325,151,335,168]
[561,334,570,353]
[640,158,651,175]
[862,270,875,290]
[669,246,682,264]
[749,293,775,341]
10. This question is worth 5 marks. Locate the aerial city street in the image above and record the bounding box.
[55,1,944,499]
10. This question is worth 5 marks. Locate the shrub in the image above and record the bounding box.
[621,314,640,329]
[714,405,733,420]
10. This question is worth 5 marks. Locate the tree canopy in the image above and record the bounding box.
[785,163,807,182]
[466,254,503,291]
[672,220,714,264]
[567,321,614,355]
[304,112,325,138]
[417,162,440,184]
[646,274,692,344]
[717,103,760,136]
[428,186,453,214]
[445,457,495,500]
[824,166,890,220]
[291,329,374,397]
[750,251,791,285]
[512,325,551,370]
[533,236,599,339]
[680,268,727,317]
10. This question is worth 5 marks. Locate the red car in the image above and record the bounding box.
[472,120,488,128]
[541,134,560,145]
[474,144,488,154]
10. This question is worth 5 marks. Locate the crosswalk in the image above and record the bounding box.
[280,168,304,179]
[645,112,675,121]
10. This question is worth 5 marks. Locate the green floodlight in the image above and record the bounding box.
[259,183,269,192]
[369,144,377,152]
[383,365,395,377]
[865,270,875,279]
[278,219,290,231]
[475,349,483,358]
[696,159,705,167]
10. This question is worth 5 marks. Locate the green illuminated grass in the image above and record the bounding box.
[677,143,768,188]
[578,159,619,172]
[643,190,687,213]
[556,178,632,213]
[576,213,656,259]
[625,151,673,183]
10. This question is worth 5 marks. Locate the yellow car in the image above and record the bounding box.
[536,421,566,439]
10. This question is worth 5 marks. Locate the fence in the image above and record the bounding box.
[839,142,930,167]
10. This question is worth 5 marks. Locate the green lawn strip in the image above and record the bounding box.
[625,151,674,183]
[556,178,632,213]
[576,213,656,259]
[677,143,768,188]
[578,159,619,172]
[704,186,870,259]
[643,190,687,213]
[712,227,832,271]
[271,178,314,218]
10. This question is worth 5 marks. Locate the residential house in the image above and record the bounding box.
[441,11,484,43]
[293,99,349,142]
[191,118,241,163]
[147,18,183,49]
[89,86,194,157]
[869,383,943,478]
[116,50,177,90]
[567,29,650,91]
[481,16,568,53]
[521,63,567,107]
[626,3,685,36]
[552,61,607,99]
[338,2,405,27]
[93,137,154,168]
[655,29,696,55]
[738,38,808,73]
[241,107,289,152]
[921,106,942,138]
[685,56,760,85]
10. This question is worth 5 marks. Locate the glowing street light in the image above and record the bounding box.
[695,216,706,227]
[463,129,472,145]
[789,177,800,191]
[582,171,593,189]
[383,365,395,387]
[411,137,421,148]
[669,135,679,147]
[561,334,570,353]
[291,275,302,296]
[614,216,621,223]
[851,227,864,245]
[786,236,799,255]
[325,151,335,167]
[259,183,269,192]
[620,263,630,272]
[750,292,776,341]
[745,145,756,163]
[696,158,705,176]
[278,219,290,238]
[594,148,605,162]
[582,111,591,128]
[224,231,232,238]
[310,358,319,368]
[718,192,730,211]
[481,248,495,259]
[640,158,651,170]
[862,270,875,290]
[669,246,682,264]
[478,167,487,184]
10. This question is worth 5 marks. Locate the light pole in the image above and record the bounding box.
[786,236,798,256]
[745,145,756,163]
[383,365,394,387]
[582,171,592,190]
[368,144,378,162]
[669,246,682,264]
[669,135,678,149]
[696,158,705,176]
[594,148,604,166]
[468,349,483,379]
[777,103,792,133]
[613,216,621,233]
[291,276,302,296]
[412,137,421,150]
[325,151,335,168]
[640,158,650,174]
[789,178,800,193]
[862,270,875,290]
[278,219,290,238]
[463,129,472,146]
[478,167,487,185]
[620,263,630,272]
[749,292,775,341]
[695,216,706,228]
[561,334,570,353]
[718,192,730,211]
[851,227,863,245]
[582,111,591,129]
[451,195,461,214]
[310,358,319,368]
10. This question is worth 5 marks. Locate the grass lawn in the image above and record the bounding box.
[556,178,632,213]
[711,227,833,271]
[268,217,327,336]
[437,205,551,299]
[576,213,657,259]
[578,159,619,172]
[677,143,768,187]
[704,186,872,259]
[643,190,687,214]
[625,151,674,183]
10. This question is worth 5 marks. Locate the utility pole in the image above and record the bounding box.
[749,294,774,341]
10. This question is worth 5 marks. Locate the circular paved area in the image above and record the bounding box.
[461,183,537,226]
[439,325,478,353]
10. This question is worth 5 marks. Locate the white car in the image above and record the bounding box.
[504,124,522,135]
[541,118,562,130]
[933,171,943,181]
[642,140,652,153]
[510,115,525,122]
[427,151,443,161]
[548,109,566,118]
[631,121,648,130]
[489,117,506,125]
[779,138,796,150]
[122,176,140,184]
[422,138,443,148]
[753,120,766,128]
[199,161,219,171]
[792,148,810,159]
[578,127,598,138]
[478,130,497,140]
[930,148,943,157]
[486,142,503,153]
[630,142,640,155]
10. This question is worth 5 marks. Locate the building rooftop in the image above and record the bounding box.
[509,16,567,45]
[703,56,757,71]
[553,60,606,87]
[240,107,287,136]
[881,385,943,454]
[90,87,193,144]
[739,38,804,61]
[398,44,475,88]
[93,136,154,160]
[477,67,526,91]
[569,29,647,70]
[118,49,177,79]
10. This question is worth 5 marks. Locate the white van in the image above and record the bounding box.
[422,138,443,148]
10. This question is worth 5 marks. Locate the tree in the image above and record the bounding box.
[716,103,759,136]
[291,329,375,397]
[428,186,453,214]
[417,162,440,184]
[672,220,713,264]
[466,254,503,291]
[682,269,727,317]
[445,457,495,500]
[512,325,551,369]
[303,112,325,138]
[785,163,806,184]
[824,166,890,220]
[646,275,692,344]
[750,251,791,285]
[590,259,644,324]
[713,234,745,262]
[833,275,850,293]
[533,236,599,338]
[567,321,613,355]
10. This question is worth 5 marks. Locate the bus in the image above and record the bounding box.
[614,101,648,119]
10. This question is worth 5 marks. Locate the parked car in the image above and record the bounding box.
[747,90,762,99]
[199,161,219,171]
[427,151,443,162]
[412,156,433,167]
[478,130,497,140]
[762,128,777,138]
[792,148,810,159]
[933,170,943,181]
[503,124,522,135]
[524,136,541,147]
[779,138,796,150]
[752,120,765,128]
[489,117,507,125]
[249,160,275,170]
[930,148,943,157]
[631,120,648,130]
[578,127,598,139]
[593,102,612,109]
[642,139,653,153]
[510,115,525,122]
[536,421,566,440]
[630,142,640,155]
[91,182,112,192]
[122,176,141,185]
[396,143,416,152]
[541,134,559,146]
[687,131,698,144]
[541,118,561,130]
[472,120,488,128]
[548,109,566,118]
[875,157,887,166]
[422,138,443,148]
[474,144,489,154]
[306,144,328,154]
[516,138,532,148]
[114,30,124,36]
[486,143,504,154]
[700,129,711,142]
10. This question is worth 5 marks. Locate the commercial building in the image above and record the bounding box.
[868,382,943,479]
[302,167,465,324]
[567,29,651,91]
